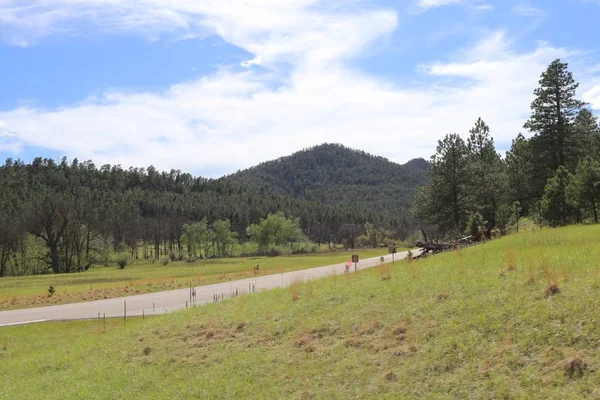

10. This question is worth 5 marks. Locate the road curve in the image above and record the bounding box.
[0,250,415,327]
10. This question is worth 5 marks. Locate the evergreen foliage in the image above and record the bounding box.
[0,145,427,276]
[414,59,599,236]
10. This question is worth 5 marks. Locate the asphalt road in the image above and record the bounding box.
[0,250,415,327]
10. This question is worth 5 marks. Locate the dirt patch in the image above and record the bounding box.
[436,292,449,301]
[236,322,247,332]
[565,358,586,379]
[544,284,560,298]
[384,372,397,381]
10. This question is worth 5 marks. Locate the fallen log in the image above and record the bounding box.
[415,240,453,253]
[414,236,475,256]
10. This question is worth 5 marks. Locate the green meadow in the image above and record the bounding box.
[2,225,600,399]
[0,249,386,310]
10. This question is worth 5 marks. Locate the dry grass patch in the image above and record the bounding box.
[290,283,301,301]
[503,248,517,271]
[379,263,391,281]
[436,291,449,301]
[565,357,587,379]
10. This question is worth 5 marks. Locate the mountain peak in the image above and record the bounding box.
[226,143,429,218]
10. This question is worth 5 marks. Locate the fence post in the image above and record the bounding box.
[124,300,127,325]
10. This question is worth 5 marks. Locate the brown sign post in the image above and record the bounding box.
[352,255,359,271]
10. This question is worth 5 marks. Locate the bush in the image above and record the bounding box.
[169,252,177,262]
[162,258,169,266]
[466,212,485,236]
[267,247,282,257]
[47,285,56,297]
[117,257,128,269]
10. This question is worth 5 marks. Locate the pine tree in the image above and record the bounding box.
[541,166,574,226]
[466,118,504,226]
[569,157,600,223]
[412,134,472,234]
[574,109,600,161]
[505,133,536,213]
[524,59,586,191]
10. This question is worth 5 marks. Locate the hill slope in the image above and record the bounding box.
[226,143,429,223]
[3,225,599,398]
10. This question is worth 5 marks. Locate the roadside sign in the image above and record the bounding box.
[352,254,359,263]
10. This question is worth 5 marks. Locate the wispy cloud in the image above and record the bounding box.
[512,3,545,18]
[0,31,577,174]
[473,4,494,11]
[0,1,593,176]
[241,56,263,68]
[417,0,463,10]
[415,0,494,14]
[583,85,600,109]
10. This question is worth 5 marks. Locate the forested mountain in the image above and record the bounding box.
[227,143,429,223]
[0,145,427,276]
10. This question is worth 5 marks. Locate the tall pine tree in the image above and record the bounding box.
[505,133,536,213]
[574,109,600,161]
[466,118,504,227]
[524,59,586,194]
[413,134,472,234]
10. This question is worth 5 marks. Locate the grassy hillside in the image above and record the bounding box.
[227,143,429,219]
[2,225,600,399]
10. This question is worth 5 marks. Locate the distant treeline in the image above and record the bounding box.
[414,59,600,236]
[0,158,410,276]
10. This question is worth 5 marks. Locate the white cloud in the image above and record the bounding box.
[241,56,263,68]
[417,0,463,9]
[0,120,20,153]
[583,85,600,109]
[512,3,545,19]
[415,0,494,14]
[0,1,592,176]
[473,4,494,11]
[0,121,15,137]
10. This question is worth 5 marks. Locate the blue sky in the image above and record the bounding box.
[1,0,599,176]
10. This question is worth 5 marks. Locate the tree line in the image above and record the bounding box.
[414,59,600,236]
[0,157,407,276]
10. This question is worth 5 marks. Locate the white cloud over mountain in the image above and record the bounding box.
[0,1,597,175]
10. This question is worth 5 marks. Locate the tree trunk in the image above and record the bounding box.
[49,242,60,273]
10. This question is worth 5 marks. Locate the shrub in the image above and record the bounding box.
[466,212,485,236]
[169,252,177,262]
[267,247,281,257]
[162,258,169,266]
[47,285,56,297]
[117,257,128,269]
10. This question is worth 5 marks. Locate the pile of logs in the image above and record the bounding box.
[414,236,475,257]
[411,226,492,259]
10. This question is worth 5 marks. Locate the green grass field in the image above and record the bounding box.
[0,249,387,310]
[2,225,600,399]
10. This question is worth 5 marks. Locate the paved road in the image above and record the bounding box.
[0,250,415,327]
